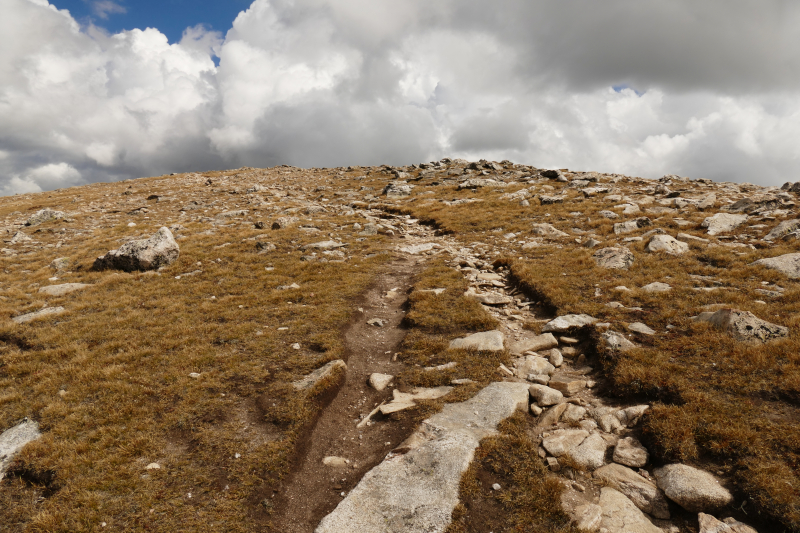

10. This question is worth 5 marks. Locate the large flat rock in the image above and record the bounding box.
[38,283,91,296]
[315,382,530,533]
[0,419,41,480]
[751,253,800,279]
[448,330,504,351]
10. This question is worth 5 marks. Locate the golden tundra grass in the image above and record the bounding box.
[0,169,395,531]
[398,175,800,530]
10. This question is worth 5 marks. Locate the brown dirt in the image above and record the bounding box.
[271,254,427,532]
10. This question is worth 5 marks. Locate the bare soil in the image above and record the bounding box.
[271,254,427,532]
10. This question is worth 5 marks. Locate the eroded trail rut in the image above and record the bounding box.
[273,255,426,533]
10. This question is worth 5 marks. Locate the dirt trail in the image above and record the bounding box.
[272,255,426,533]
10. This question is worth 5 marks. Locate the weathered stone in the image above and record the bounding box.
[464,288,512,305]
[49,257,70,270]
[764,219,800,241]
[531,223,569,239]
[614,217,652,235]
[701,213,748,235]
[678,232,710,244]
[615,405,650,427]
[540,195,566,204]
[399,243,439,254]
[529,384,564,406]
[561,404,587,424]
[12,306,65,324]
[613,437,649,468]
[598,487,663,533]
[379,387,454,414]
[654,464,734,512]
[548,377,586,397]
[272,216,299,229]
[572,503,602,531]
[542,429,589,456]
[567,433,608,470]
[646,234,689,255]
[25,208,65,226]
[449,330,504,351]
[508,333,558,355]
[302,240,346,251]
[697,513,759,533]
[38,283,91,297]
[599,210,619,219]
[537,402,568,427]
[602,331,637,352]
[368,373,393,391]
[217,209,248,218]
[641,282,671,292]
[0,419,41,480]
[384,181,413,198]
[548,348,563,367]
[698,193,717,209]
[595,463,670,519]
[751,253,800,279]
[695,308,788,343]
[592,247,634,270]
[94,227,180,271]
[514,355,555,378]
[315,382,530,533]
[628,322,655,335]
[292,360,346,392]
[542,314,598,333]
[322,456,349,468]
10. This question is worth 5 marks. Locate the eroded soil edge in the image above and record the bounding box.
[271,255,425,533]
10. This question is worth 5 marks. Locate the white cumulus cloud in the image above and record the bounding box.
[2,0,800,195]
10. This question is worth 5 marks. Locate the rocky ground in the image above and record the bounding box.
[1,160,799,532]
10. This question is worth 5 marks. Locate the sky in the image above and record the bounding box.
[2,0,800,195]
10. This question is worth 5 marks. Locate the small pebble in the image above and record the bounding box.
[492,483,501,491]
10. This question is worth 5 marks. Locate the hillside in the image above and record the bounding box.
[1,160,799,532]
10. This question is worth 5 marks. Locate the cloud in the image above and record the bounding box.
[2,0,800,195]
[90,0,126,20]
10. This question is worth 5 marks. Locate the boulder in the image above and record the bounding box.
[12,306,65,324]
[383,181,413,198]
[595,463,670,519]
[529,384,564,406]
[548,377,586,396]
[38,283,91,297]
[751,253,800,279]
[614,217,652,235]
[695,308,788,343]
[542,429,589,456]
[698,513,758,533]
[292,360,347,392]
[613,437,649,468]
[566,433,608,470]
[592,247,634,270]
[25,208,65,226]
[513,355,555,378]
[94,227,180,271]
[641,282,671,292]
[531,223,569,239]
[654,464,733,512]
[646,235,689,255]
[542,314,598,333]
[698,193,717,209]
[598,487,663,533]
[368,373,393,391]
[49,257,71,270]
[508,333,558,355]
[449,330,505,351]
[537,402,568,427]
[379,387,453,414]
[763,219,800,241]
[272,216,299,229]
[0,419,41,480]
[602,331,637,352]
[701,213,748,235]
[561,404,587,424]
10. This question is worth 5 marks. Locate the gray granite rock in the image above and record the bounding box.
[94,227,180,271]
[654,464,733,512]
[449,330,505,351]
[595,463,670,519]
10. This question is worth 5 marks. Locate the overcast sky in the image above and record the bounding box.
[2,0,800,195]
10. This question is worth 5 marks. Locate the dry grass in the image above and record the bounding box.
[447,411,580,533]
[395,172,800,530]
[0,168,395,531]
